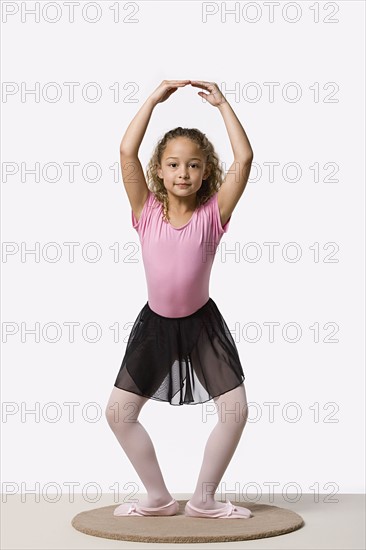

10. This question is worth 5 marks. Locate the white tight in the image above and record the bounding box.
[105,383,248,508]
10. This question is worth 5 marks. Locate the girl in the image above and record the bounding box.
[106,80,254,519]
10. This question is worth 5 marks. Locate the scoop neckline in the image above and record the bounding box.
[166,204,200,230]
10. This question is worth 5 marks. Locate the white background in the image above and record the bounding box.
[1,0,365,500]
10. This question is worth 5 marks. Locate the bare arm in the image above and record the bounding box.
[216,99,253,225]
[119,97,155,220]
[190,80,254,226]
[217,100,253,162]
[119,96,156,156]
[119,80,190,220]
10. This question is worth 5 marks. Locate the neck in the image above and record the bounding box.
[167,192,197,213]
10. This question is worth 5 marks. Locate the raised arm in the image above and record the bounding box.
[119,80,190,220]
[120,97,155,156]
[190,80,254,227]
[119,97,155,220]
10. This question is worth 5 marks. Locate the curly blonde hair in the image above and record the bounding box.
[145,127,224,223]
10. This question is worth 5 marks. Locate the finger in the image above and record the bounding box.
[166,84,182,90]
[190,80,212,87]
[167,80,190,85]
[166,83,189,90]
[190,82,212,90]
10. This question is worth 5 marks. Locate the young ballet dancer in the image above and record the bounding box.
[106,80,254,519]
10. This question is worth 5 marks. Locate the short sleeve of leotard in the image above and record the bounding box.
[131,190,155,238]
[205,192,231,241]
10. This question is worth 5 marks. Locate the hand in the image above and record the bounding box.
[190,81,227,107]
[149,80,191,106]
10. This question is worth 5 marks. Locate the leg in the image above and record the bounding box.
[190,382,249,509]
[105,386,174,507]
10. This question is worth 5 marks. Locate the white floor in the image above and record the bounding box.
[1,493,365,549]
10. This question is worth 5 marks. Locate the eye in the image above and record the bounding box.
[168,163,177,168]
[190,164,199,168]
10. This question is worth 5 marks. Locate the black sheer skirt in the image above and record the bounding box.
[113,297,245,406]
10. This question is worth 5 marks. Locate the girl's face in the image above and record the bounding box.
[157,138,209,201]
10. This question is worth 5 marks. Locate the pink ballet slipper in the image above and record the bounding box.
[184,499,253,519]
[113,498,179,517]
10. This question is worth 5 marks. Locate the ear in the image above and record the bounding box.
[203,165,211,180]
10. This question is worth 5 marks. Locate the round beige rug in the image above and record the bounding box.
[71,499,305,543]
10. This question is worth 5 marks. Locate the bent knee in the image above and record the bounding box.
[105,401,141,430]
[105,405,117,428]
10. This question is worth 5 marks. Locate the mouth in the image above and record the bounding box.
[175,183,191,187]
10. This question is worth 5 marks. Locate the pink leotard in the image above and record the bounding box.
[132,190,231,318]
